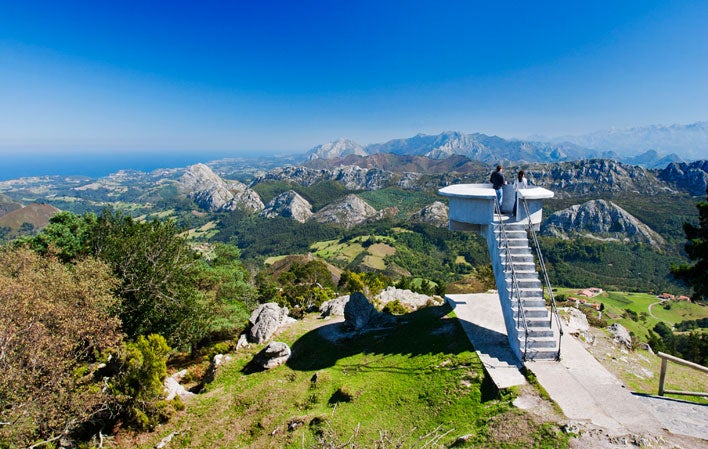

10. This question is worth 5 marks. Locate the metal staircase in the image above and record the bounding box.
[486,201,562,361]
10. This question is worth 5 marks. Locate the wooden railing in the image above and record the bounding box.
[657,351,708,398]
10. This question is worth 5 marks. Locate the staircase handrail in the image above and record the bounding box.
[520,194,563,360]
[494,201,530,360]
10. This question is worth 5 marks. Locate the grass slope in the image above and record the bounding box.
[124,306,567,449]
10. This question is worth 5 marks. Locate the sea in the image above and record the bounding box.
[0,150,275,181]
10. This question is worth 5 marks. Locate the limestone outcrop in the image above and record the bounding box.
[259,190,313,223]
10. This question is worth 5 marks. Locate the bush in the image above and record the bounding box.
[382,300,409,315]
[110,334,173,431]
[0,248,122,447]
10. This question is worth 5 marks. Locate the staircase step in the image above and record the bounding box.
[512,306,550,318]
[506,278,541,289]
[523,348,560,361]
[519,336,558,349]
[525,327,555,338]
[507,287,543,298]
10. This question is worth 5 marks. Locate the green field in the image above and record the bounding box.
[310,236,397,272]
[555,288,708,339]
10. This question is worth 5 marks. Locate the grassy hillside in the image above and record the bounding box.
[557,289,707,336]
[119,307,567,449]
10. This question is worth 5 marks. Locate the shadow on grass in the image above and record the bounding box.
[287,302,465,371]
[287,301,503,401]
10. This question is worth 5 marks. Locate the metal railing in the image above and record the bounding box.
[657,351,708,398]
[520,195,563,361]
[493,200,530,360]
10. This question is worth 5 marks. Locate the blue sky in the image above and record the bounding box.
[0,0,706,154]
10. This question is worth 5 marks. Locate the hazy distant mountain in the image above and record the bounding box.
[309,131,613,164]
[551,122,708,160]
[623,150,683,169]
[306,138,367,160]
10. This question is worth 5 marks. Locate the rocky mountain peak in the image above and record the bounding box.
[312,194,378,228]
[410,201,449,228]
[306,138,367,161]
[657,160,708,196]
[179,163,264,212]
[259,190,313,223]
[541,199,665,246]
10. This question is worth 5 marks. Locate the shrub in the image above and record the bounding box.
[110,334,173,431]
[382,300,409,315]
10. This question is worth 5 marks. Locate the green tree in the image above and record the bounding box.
[20,210,96,261]
[672,188,708,301]
[90,210,216,349]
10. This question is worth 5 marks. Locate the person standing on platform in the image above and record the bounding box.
[513,170,528,216]
[490,165,506,212]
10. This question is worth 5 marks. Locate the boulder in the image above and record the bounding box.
[344,292,393,331]
[375,286,438,311]
[562,307,594,343]
[252,341,291,370]
[248,302,290,344]
[608,323,632,349]
[563,307,590,333]
[320,295,350,317]
[163,369,194,401]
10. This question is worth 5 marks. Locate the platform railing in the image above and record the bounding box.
[493,201,530,360]
[657,351,708,398]
[520,195,563,360]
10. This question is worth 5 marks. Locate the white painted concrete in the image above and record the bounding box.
[446,293,527,389]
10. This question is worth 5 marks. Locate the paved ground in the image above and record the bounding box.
[446,293,707,441]
[446,293,527,388]
[635,394,708,440]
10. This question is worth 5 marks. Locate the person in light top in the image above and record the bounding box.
[512,170,528,216]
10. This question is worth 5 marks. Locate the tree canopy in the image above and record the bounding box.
[672,188,708,301]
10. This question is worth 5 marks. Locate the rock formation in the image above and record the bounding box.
[658,160,708,196]
[343,292,393,331]
[251,342,291,370]
[247,302,290,344]
[319,295,350,317]
[312,194,378,228]
[410,201,449,228]
[259,190,313,223]
[179,163,264,212]
[375,286,439,311]
[541,199,665,246]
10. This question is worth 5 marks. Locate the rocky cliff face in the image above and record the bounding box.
[179,163,264,212]
[252,165,394,191]
[657,160,708,196]
[259,190,313,223]
[410,201,449,228]
[541,199,665,246]
[312,194,378,228]
[525,159,669,198]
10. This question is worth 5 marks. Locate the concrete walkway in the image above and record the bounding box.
[635,394,708,440]
[446,293,669,436]
[446,293,527,388]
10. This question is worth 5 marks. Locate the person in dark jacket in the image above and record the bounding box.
[490,165,506,212]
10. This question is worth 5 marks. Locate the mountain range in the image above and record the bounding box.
[306,122,707,166]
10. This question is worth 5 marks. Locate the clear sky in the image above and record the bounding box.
[1,0,706,154]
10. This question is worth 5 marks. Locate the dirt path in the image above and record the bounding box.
[647,301,662,319]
